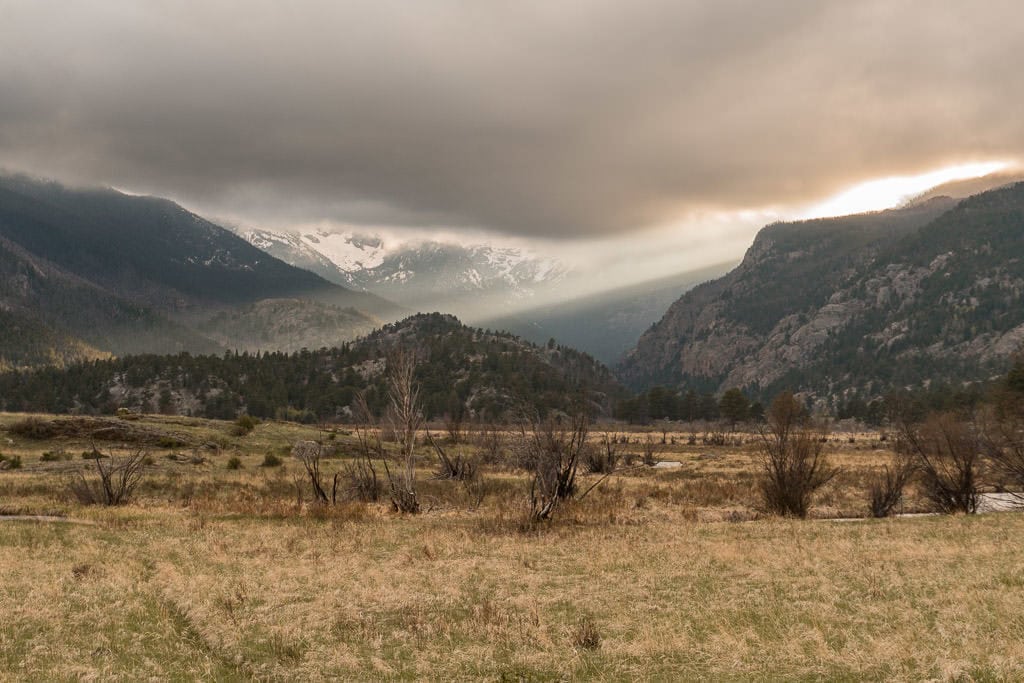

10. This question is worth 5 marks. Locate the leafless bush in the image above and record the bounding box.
[293,440,338,505]
[571,617,602,651]
[980,404,1024,504]
[640,434,660,466]
[69,446,148,506]
[344,393,382,503]
[519,411,589,522]
[585,433,620,474]
[444,413,465,444]
[867,452,916,518]
[898,413,982,514]
[382,349,422,513]
[756,393,838,518]
[472,422,506,465]
[426,429,478,481]
[702,429,728,447]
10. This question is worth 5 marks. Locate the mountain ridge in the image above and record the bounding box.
[620,187,1024,409]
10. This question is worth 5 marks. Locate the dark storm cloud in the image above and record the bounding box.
[1,1,1022,237]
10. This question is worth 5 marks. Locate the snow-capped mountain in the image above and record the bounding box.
[240,227,568,314]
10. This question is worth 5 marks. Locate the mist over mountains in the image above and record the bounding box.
[0,174,400,368]
[3,170,1024,419]
[240,226,568,315]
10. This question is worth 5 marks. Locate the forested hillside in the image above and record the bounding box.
[0,313,625,420]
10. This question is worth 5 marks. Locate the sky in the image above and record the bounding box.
[1,1,1023,291]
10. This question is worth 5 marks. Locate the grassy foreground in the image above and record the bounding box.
[1,414,1022,680]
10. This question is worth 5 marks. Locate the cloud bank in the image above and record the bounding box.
[1,1,1022,241]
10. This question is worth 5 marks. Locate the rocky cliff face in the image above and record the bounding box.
[621,187,1024,402]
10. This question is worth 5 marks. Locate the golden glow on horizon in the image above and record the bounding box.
[797,161,1015,219]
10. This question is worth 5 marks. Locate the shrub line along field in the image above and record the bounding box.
[2,410,1024,680]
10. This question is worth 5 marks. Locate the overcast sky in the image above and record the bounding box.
[1,1,1022,284]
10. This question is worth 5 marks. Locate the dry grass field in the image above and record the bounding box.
[1,412,1022,681]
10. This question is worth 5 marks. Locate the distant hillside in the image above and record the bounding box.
[482,262,735,365]
[0,313,626,420]
[620,189,1024,409]
[0,174,402,365]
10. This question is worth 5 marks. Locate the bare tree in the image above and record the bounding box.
[69,445,148,506]
[756,392,838,518]
[898,413,981,514]
[382,349,422,513]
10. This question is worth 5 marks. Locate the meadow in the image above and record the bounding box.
[1,413,1022,681]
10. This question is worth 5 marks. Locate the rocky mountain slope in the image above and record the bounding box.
[621,187,1024,406]
[0,313,624,420]
[240,227,567,313]
[0,174,401,366]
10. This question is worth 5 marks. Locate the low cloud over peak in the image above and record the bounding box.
[1,1,1022,240]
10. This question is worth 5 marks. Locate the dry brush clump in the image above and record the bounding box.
[517,410,590,523]
[897,413,982,515]
[756,392,838,518]
[980,401,1024,505]
[68,445,148,506]
[292,440,340,505]
[867,452,916,518]
[425,430,478,481]
[584,432,621,474]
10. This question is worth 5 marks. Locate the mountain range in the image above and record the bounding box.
[0,174,401,368]
[240,226,567,315]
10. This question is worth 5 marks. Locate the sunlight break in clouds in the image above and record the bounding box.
[797,161,1015,220]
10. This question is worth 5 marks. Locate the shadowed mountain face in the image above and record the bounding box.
[0,174,403,366]
[621,187,1024,405]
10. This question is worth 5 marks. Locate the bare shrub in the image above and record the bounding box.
[980,403,1024,504]
[293,440,338,505]
[898,413,982,514]
[444,413,465,444]
[584,433,620,474]
[472,423,506,465]
[344,393,382,503]
[519,411,589,522]
[425,430,478,481]
[756,393,838,518]
[571,617,602,651]
[69,446,148,506]
[640,434,660,466]
[867,452,916,518]
[382,350,422,513]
